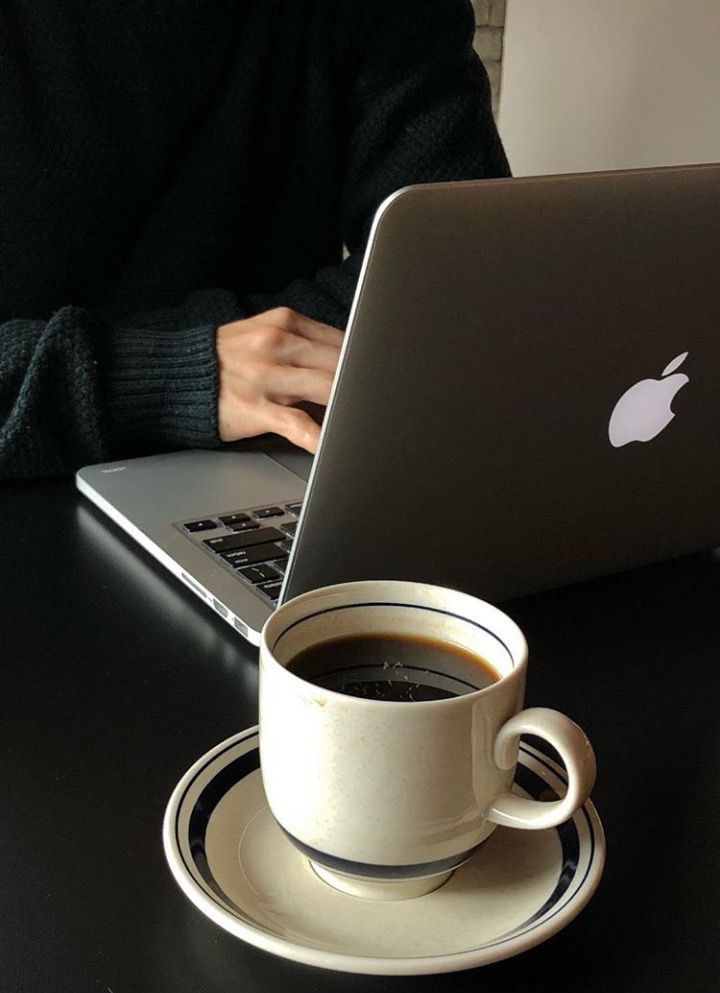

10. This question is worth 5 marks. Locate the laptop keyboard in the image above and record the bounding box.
[177,501,303,604]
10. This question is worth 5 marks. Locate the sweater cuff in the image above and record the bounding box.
[102,317,221,453]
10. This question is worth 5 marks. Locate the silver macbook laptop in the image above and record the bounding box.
[77,164,720,644]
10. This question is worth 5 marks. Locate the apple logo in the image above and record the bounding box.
[608,352,689,448]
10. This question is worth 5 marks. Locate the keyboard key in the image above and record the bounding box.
[229,520,260,533]
[219,512,251,526]
[184,519,217,533]
[203,527,284,554]
[254,506,284,519]
[238,563,281,584]
[280,521,297,538]
[285,502,303,515]
[258,581,282,601]
[272,559,287,575]
[221,542,286,568]
[279,538,293,553]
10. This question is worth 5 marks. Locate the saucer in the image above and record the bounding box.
[163,727,605,976]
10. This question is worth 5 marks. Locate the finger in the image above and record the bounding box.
[264,365,334,407]
[266,306,344,348]
[266,403,322,454]
[240,327,340,375]
[279,336,341,375]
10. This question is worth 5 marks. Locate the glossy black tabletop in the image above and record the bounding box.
[3,480,718,993]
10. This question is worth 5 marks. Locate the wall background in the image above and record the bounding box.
[495,0,720,176]
[472,0,506,116]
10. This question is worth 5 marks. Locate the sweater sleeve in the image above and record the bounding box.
[240,0,510,328]
[0,289,240,479]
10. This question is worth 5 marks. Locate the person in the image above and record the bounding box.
[0,0,509,479]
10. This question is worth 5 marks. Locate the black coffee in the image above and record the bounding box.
[286,632,500,702]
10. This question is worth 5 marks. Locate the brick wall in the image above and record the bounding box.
[472,0,506,114]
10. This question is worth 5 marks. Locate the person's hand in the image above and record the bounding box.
[216,307,343,453]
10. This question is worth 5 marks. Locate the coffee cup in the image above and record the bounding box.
[259,580,596,900]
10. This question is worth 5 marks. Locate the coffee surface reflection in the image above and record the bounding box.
[286,632,500,702]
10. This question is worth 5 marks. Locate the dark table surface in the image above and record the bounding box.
[3,479,719,993]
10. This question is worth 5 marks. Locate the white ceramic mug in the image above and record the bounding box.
[259,581,596,900]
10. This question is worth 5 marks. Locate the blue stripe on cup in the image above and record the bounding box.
[278,825,485,880]
[271,601,516,667]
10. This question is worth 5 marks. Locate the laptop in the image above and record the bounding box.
[77,164,720,644]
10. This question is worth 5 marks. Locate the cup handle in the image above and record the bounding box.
[487,707,597,830]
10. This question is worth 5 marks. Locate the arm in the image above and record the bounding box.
[0,297,221,480]
[0,0,506,478]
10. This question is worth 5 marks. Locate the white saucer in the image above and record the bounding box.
[163,727,605,976]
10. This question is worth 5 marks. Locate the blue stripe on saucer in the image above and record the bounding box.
[177,734,594,954]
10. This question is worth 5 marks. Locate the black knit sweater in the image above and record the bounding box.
[0,0,509,478]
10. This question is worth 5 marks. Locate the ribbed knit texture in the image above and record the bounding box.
[0,0,509,478]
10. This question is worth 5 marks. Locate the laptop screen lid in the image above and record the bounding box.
[283,164,720,604]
